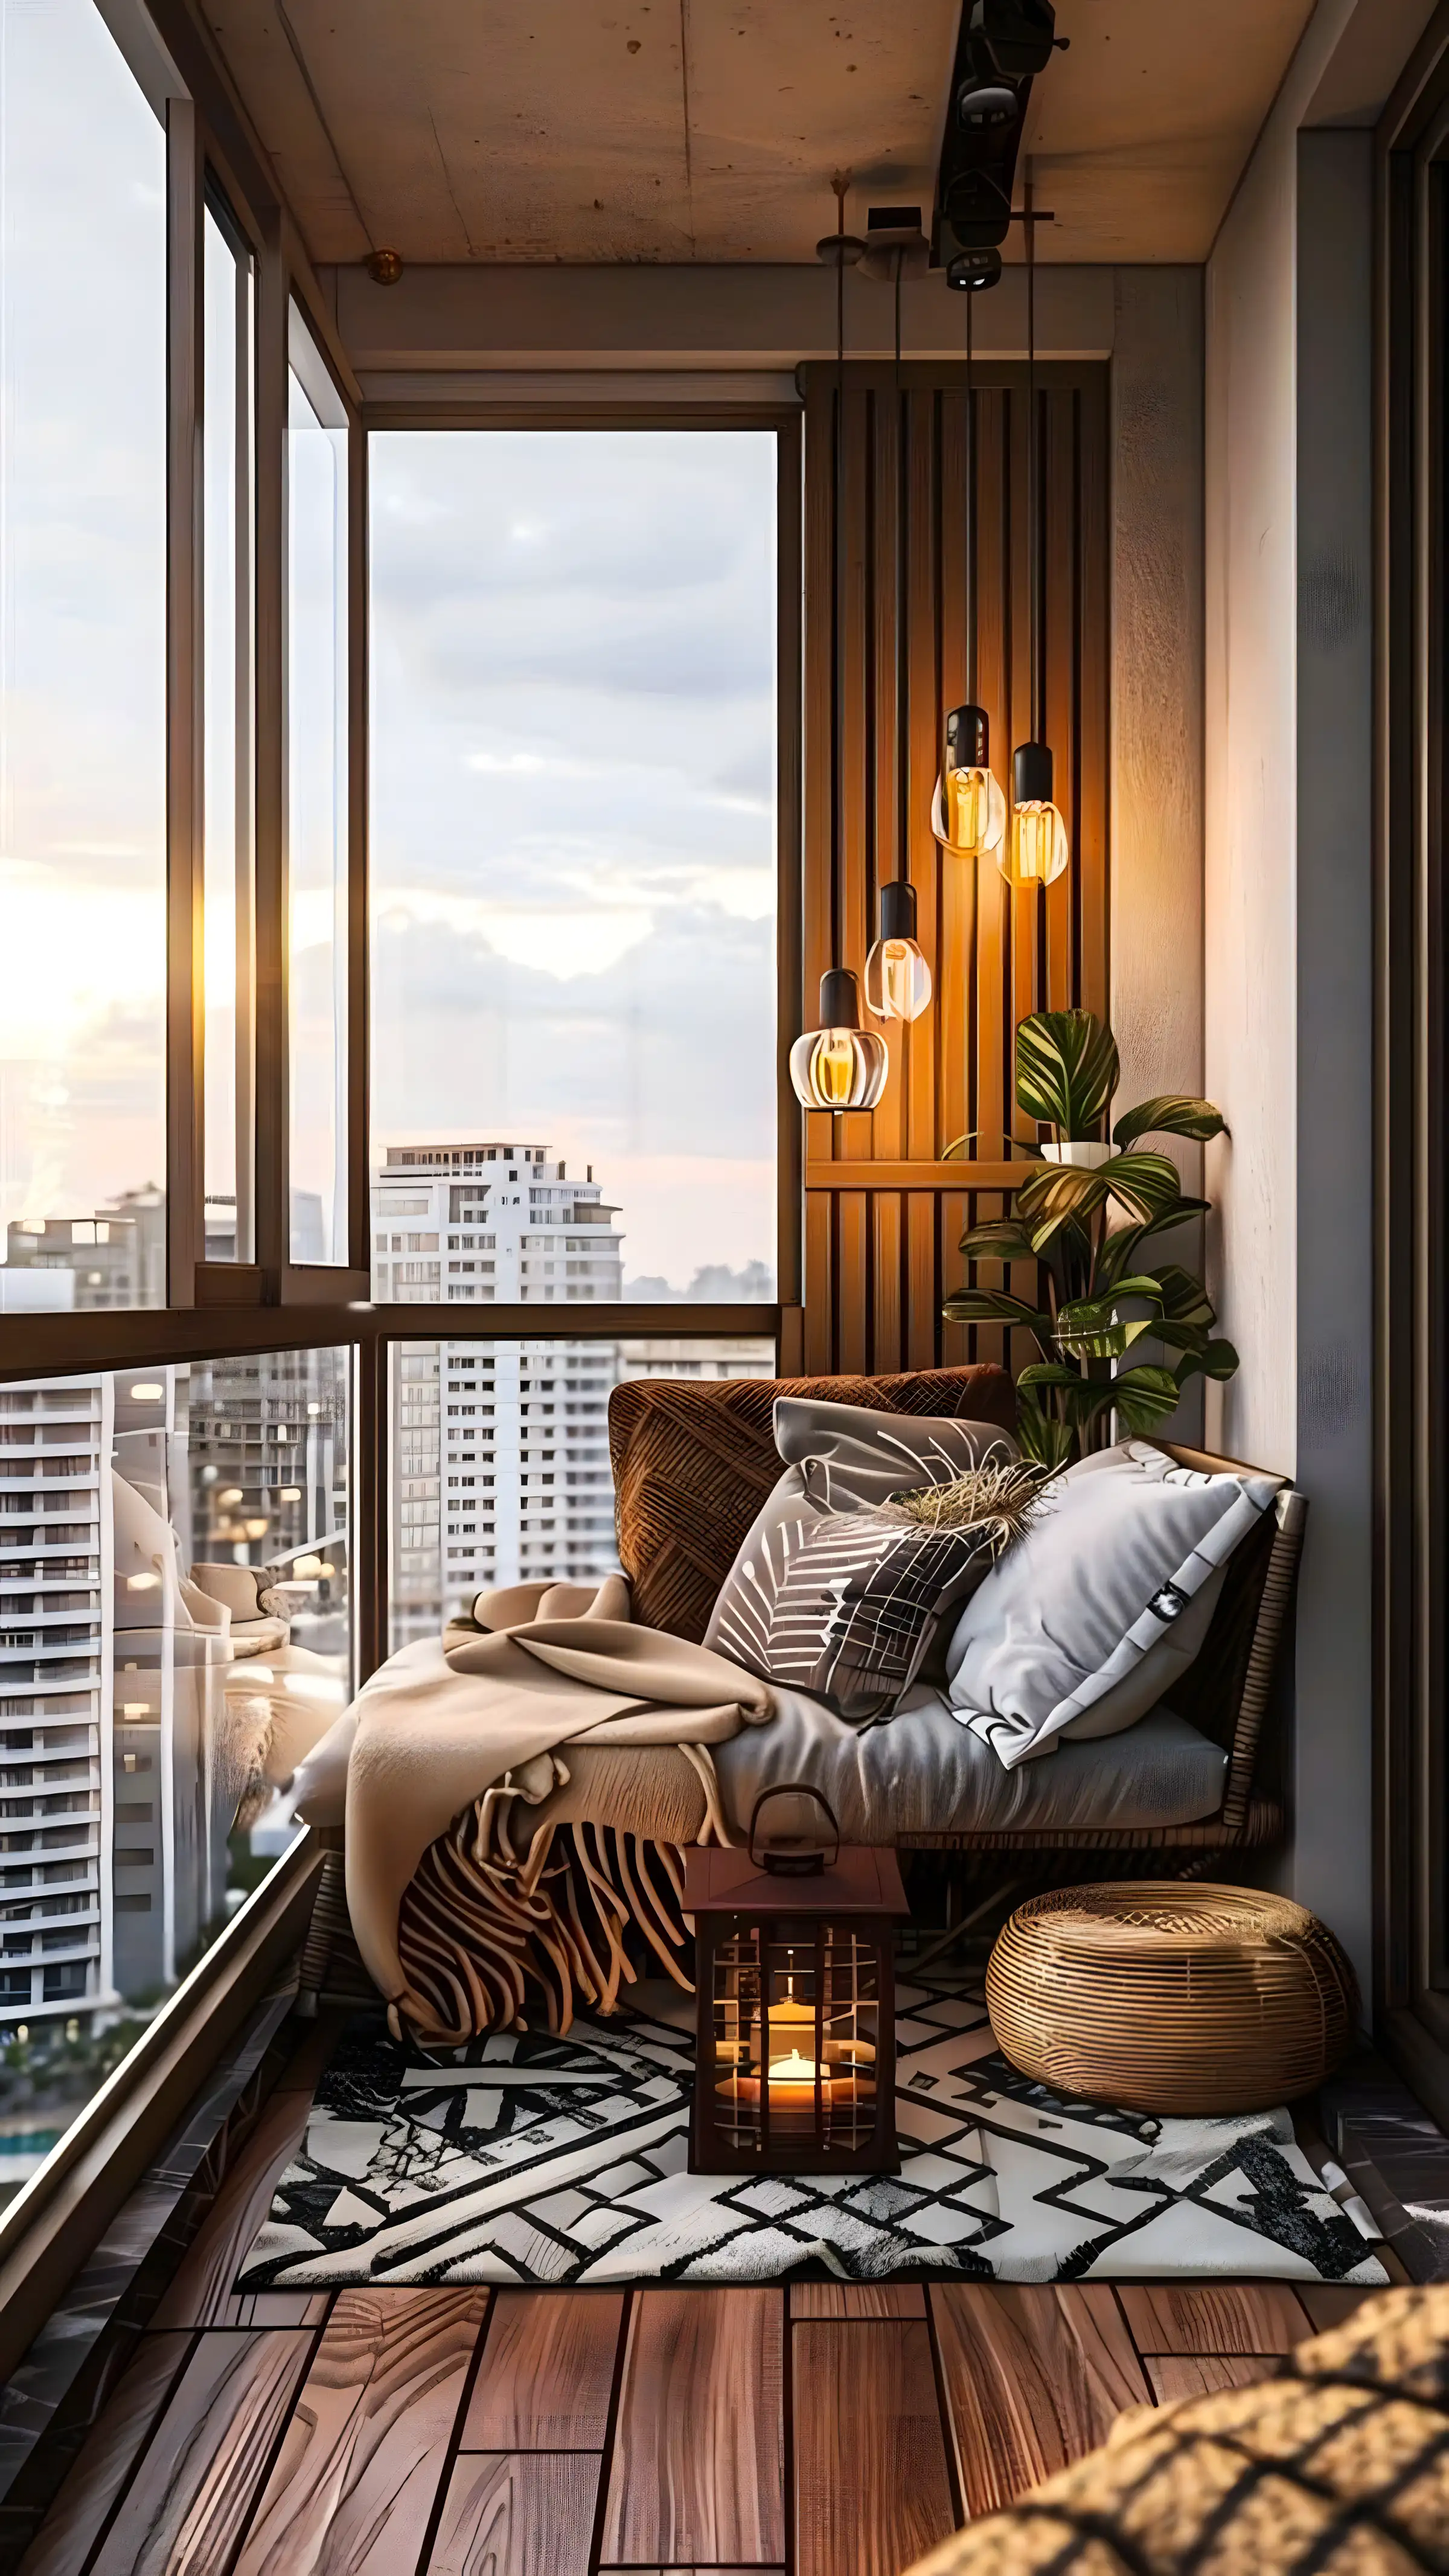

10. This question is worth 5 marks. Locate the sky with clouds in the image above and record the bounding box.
[0,10,779,1298]
[368,428,779,1293]
[0,0,168,1248]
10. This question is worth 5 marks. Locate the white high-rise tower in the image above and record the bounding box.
[373,1143,624,1641]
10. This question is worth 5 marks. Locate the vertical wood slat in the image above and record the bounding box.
[799,361,1109,1377]
[1077,370,1112,1020]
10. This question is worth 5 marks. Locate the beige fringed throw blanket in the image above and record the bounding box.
[300,1577,773,2042]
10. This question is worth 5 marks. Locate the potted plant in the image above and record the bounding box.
[944,1010,1238,1470]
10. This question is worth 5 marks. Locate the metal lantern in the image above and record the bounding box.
[685,1788,908,2176]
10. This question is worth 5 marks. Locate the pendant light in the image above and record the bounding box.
[793,179,890,1110]
[790,969,889,1110]
[866,242,932,1024]
[1003,165,1068,892]
[934,286,1007,860]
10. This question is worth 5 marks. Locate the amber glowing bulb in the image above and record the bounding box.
[789,969,889,1110]
[1002,741,1069,889]
[865,882,932,1023]
[935,703,1006,857]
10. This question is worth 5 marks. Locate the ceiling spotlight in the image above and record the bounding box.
[365,248,403,286]
[943,167,1015,246]
[947,245,1003,292]
[958,79,1017,132]
[968,0,1060,80]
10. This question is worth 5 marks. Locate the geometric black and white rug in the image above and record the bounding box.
[235,1979,1388,2291]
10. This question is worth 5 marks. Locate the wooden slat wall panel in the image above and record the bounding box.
[801,360,1110,1376]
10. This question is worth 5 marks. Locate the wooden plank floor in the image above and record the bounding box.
[19,2261,1384,2576]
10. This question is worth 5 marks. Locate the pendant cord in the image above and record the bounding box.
[833,176,847,961]
[965,286,975,705]
[894,246,906,896]
[1026,162,1039,746]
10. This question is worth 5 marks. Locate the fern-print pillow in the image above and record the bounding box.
[709,1507,1000,1726]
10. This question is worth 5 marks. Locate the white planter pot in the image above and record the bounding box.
[1038,1141,1112,1168]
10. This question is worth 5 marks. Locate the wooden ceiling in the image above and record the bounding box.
[200,0,1323,268]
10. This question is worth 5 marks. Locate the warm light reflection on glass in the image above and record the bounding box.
[1003,798,1069,888]
[865,934,932,1024]
[943,763,1007,857]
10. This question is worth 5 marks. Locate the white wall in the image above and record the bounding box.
[1203,0,1406,1994]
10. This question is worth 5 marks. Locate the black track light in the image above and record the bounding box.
[957,78,1017,132]
[947,245,1003,292]
[968,0,1060,80]
[942,166,1014,245]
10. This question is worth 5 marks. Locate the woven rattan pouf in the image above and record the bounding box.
[984,1882,1360,2115]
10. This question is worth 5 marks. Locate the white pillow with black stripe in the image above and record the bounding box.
[945,1440,1281,1767]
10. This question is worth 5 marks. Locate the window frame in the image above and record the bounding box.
[1376,16,1449,2124]
[199,175,259,1270]
[360,402,802,1341]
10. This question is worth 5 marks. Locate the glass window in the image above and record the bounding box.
[369,431,778,1307]
[388,1331,773,1650]
[0,1353,351,2173]
[202,197,256,1264]
[287,307,349,1266]
[0,0,167,1312]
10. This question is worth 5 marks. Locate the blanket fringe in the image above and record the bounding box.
[395,1801,692,2045]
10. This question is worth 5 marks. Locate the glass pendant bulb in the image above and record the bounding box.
[789,969,889,1111]
[865,880,932,1022]
[1002,740,1069,889]
[933,703,1006,857]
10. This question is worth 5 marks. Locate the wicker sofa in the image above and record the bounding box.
[609,1363,1302,1871]
[299,1362,1303,2030]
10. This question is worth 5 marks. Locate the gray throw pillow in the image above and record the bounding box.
[702,1398,1018,1659]
[709,1504,1002,1726]
[946,1440,1282,1767]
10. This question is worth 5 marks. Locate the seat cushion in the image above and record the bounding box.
[714,1688,1229,1843]
[609,1363,1017,1642]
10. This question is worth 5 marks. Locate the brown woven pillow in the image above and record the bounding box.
[608,1365,1017,1641]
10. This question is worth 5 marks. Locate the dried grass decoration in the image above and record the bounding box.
[878,1456,1049,1556]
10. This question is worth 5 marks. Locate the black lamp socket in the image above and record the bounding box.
[819,967,863,1030]
[877,881,919,944]
[1013,740,1054,806]
[945,704,991,768]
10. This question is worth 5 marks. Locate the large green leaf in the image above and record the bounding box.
[1095,1200,1211,1288]
[1014,1395,1075,1472]
[1015,1011,1119,1138]
[1112,1094,1227,1148]
[1153,1264,1217,1328]
[1101,1152,1183,1226]
[1016,1150,1181,1240]
[1054,1289,1160,1360]
[1017,1363,1119,1431]
[941,1288,1052,1334]
[1109,1364,1183,1434]
[1016,1161,1110,1229]
[1153,1317,1211,1360]
[958,1219,1040,1266]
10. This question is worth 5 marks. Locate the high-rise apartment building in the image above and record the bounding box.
[4,1191,166,1312]
[0,1376,109,2030]
[374,1143,624,1639]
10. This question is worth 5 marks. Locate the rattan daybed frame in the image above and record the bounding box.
[298,1373,1304,2027]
